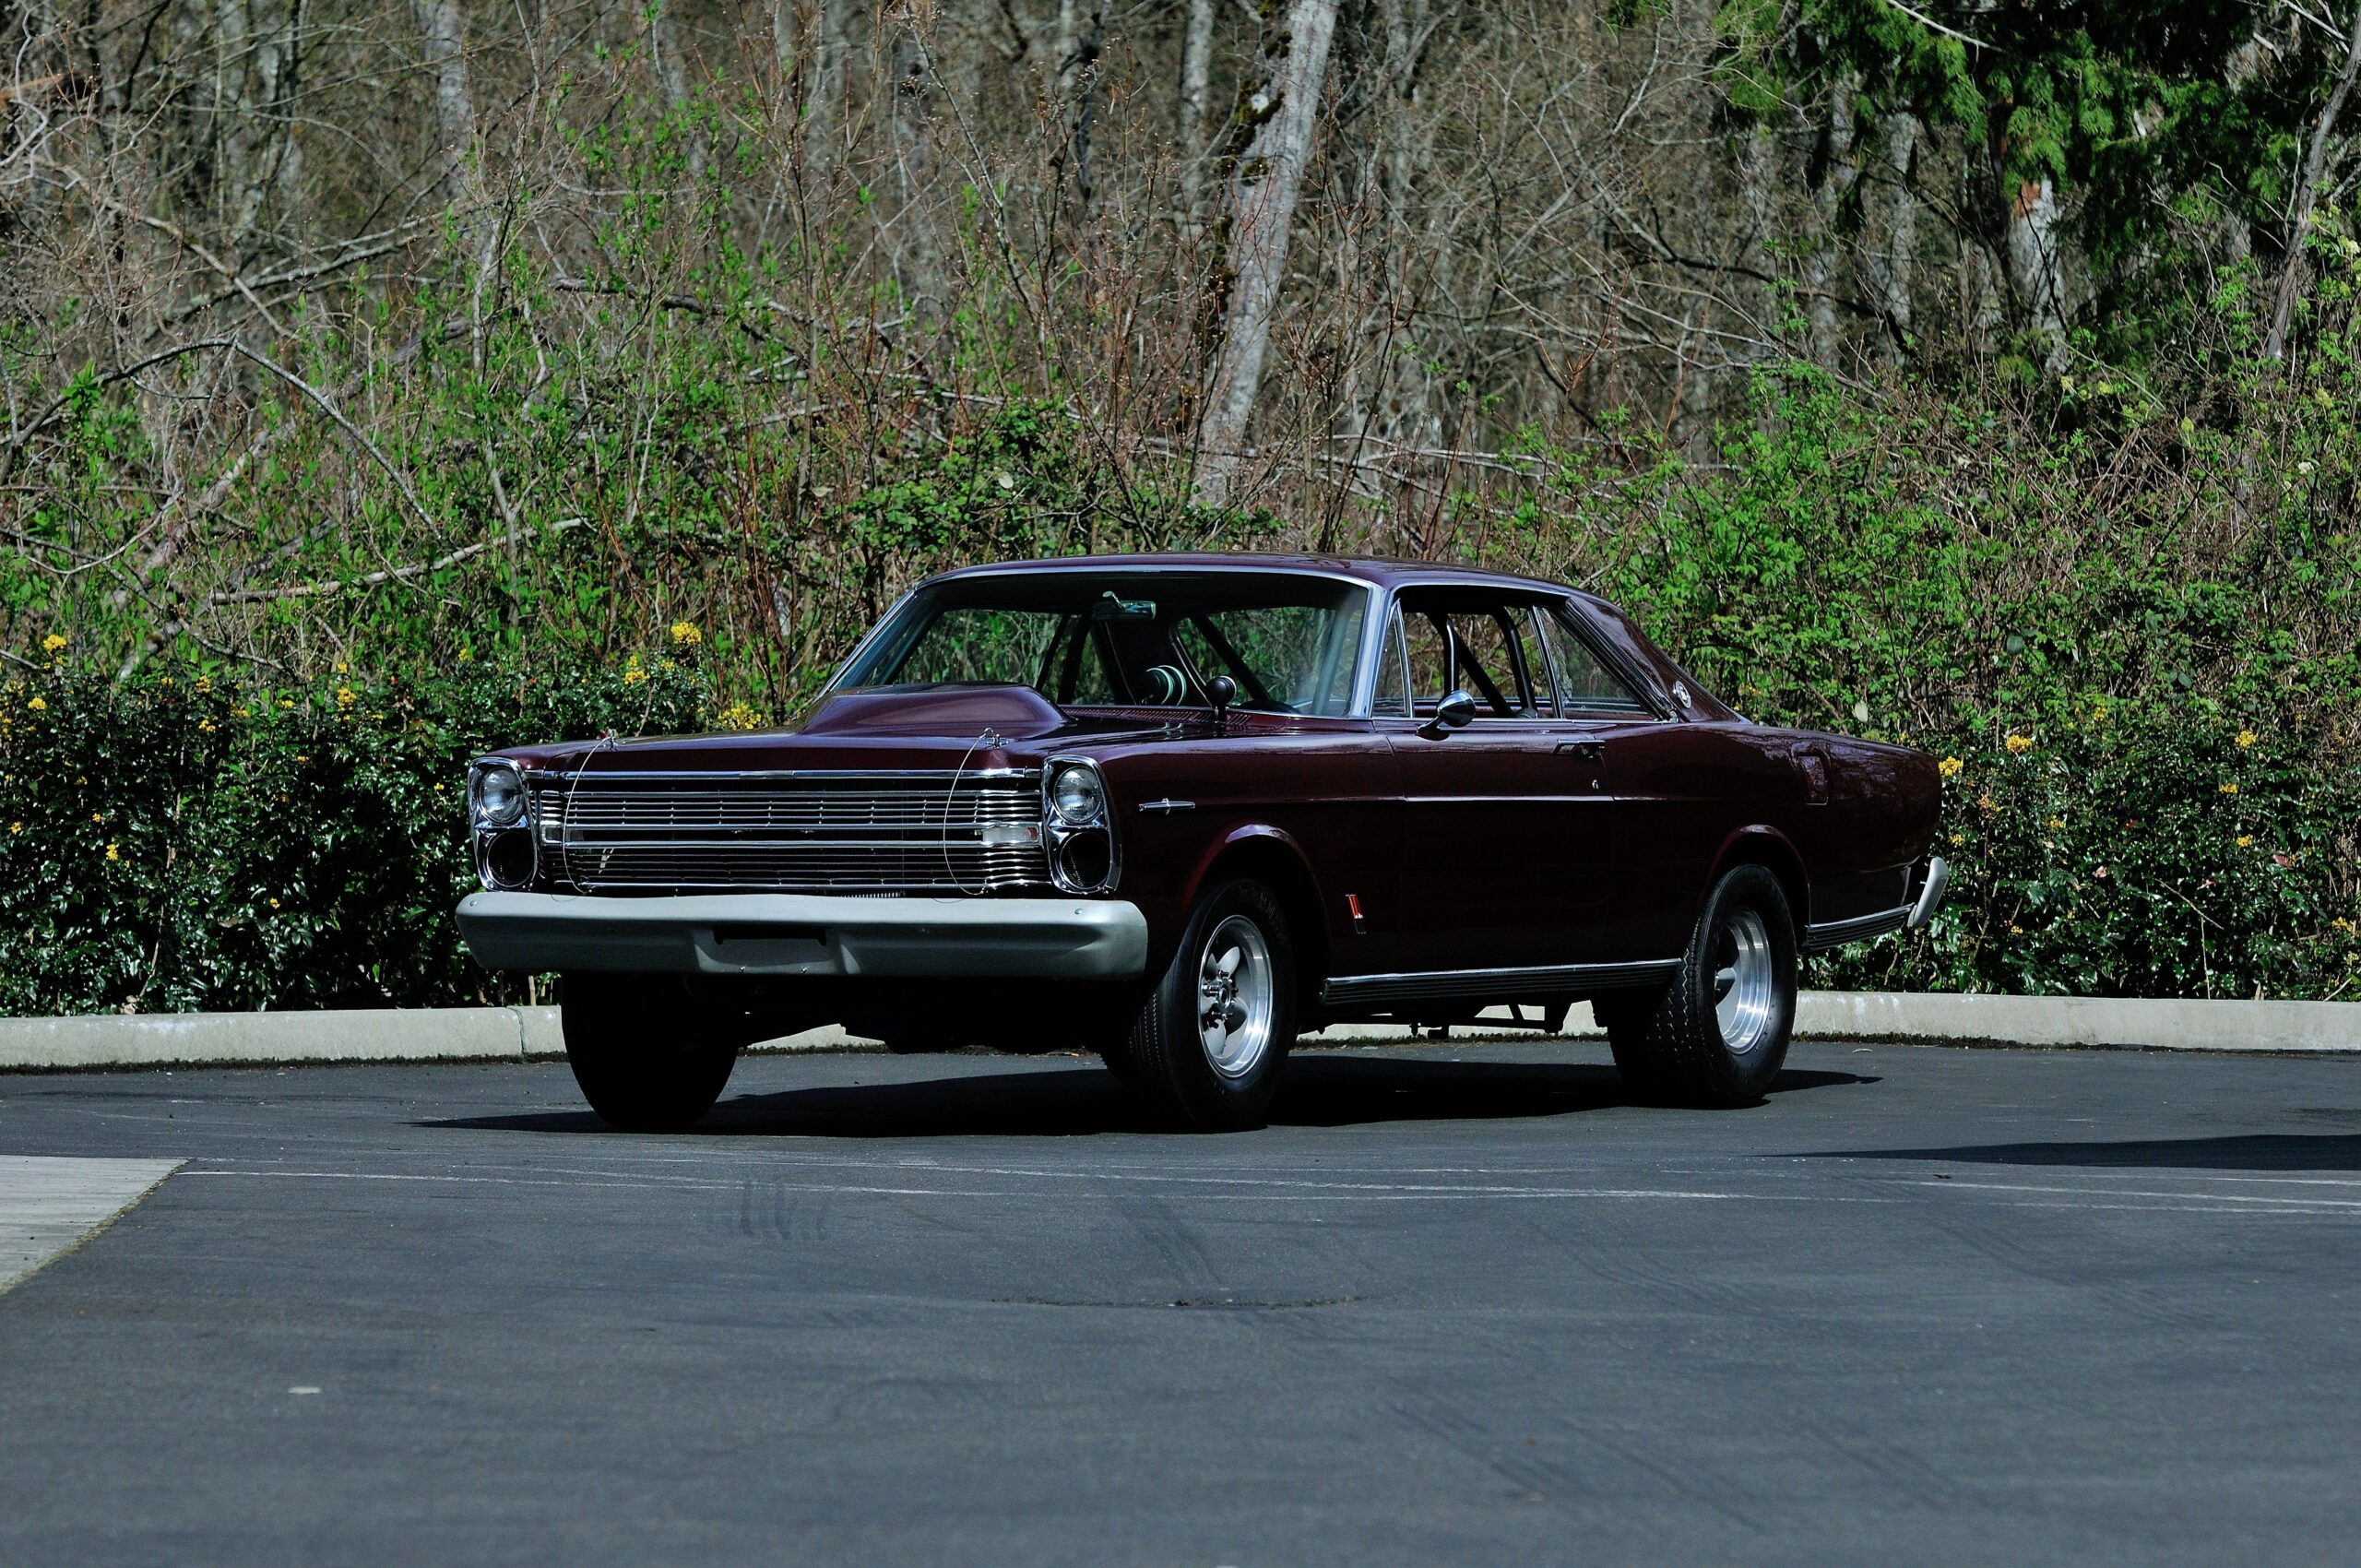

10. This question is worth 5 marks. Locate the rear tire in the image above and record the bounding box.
[559,972,742,1131]
[1114,878,1295,1132]
[1604,864,1797,1108]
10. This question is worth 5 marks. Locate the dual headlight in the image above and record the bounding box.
[469,759,527,827]
[1043,758,1117,893]
[469,760,535,890]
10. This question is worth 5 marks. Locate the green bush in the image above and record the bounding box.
[0,653,708,1015]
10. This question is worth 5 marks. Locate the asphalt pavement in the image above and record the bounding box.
[2,1039,2356,1566]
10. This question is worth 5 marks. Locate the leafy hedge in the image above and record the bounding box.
[0,654,708,1016]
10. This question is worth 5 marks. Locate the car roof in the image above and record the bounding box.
[922,552,1602,605]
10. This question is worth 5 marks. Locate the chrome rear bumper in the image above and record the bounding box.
[457,891,1150,979]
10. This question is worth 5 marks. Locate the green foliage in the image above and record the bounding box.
[0,654,707,1015]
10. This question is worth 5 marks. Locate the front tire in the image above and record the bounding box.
[559,972,742,1131]
[1604,864,1797,1108]
[1112,879,1295,1131]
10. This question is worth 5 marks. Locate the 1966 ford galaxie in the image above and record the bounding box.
[457,554,1946,1131]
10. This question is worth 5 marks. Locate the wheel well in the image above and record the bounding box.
[1199,838,1330,1004]
[1714,834,1809,932]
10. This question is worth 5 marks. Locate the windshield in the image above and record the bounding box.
[834,572,1371,716]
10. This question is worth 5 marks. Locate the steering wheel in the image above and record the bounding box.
[1141,664,1189,705]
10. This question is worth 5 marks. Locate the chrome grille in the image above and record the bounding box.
[535,771,1050,894]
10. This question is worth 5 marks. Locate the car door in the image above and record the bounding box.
[1368,590,1613,975]
[1527,601,1699,962]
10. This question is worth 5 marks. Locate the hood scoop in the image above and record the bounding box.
[798,685,1068,739]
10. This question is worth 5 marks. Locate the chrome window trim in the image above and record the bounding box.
[820,569,1387,719]
[1544,600,1676,723]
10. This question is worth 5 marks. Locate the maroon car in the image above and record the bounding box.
[457,553,1945,1131]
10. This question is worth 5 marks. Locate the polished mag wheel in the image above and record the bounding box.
[1602,863,1797,1108]
[1108,877,1296,1131]
[1712,906,1778,1058]
[1199,915,1276,1079]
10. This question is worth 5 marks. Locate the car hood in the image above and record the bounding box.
[491,685,1192,775]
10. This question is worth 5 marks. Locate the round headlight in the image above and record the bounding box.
[1050,765,1104,825]
[471,761,526,827]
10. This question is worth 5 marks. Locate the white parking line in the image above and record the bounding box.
[0,1156,183,1295]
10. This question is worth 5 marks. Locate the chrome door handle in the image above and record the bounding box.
[1555,740,1606,763]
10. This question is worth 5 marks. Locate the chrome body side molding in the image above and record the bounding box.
[1321,957,1680,1007]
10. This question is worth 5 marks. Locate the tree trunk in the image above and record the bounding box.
[1869,110,1919,348]
[886,15,939,318]
[804,0,852,176]
[2006,172,2069,372]
[408,0,474,209]
[1736,119,1783,363]
[217,0,303,249]
[1179,0,1215,211]
[2263,1,2361,364]
[1193,0,1341,507]
[650,2,705,181]
[1805,79,1857,365]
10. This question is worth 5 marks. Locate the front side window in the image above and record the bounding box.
[836,573,1370,717]
[1394,595,1547,718]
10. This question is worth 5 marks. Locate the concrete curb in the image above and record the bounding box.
[0,1007,881,1073]
[1,992,2354,1073]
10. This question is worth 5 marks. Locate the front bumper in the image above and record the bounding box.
[456,891,1151,980]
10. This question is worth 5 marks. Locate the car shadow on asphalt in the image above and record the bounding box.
[1795,1133,2361,1172]
[422,1056,1879,1139]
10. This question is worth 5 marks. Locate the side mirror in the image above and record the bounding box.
[1419,689,1478,740]
[1206,675,1238,723]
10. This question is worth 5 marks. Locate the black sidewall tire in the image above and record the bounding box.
[560,972,742,1131]
[1122,878,1296,1132]
[1608,865,1797,1108]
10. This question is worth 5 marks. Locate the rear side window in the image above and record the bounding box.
[1541,607,1654,718]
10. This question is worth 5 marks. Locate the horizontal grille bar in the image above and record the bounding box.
[533,772,1051,894]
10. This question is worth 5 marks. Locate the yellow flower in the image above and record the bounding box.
[6,822,20,835]
[670,621,702,647]
[2009,924,2024,935]
[197,718,216,734]
[336,686,357,710]
[104,843,120,861]
[232,706,250,718]
[622,655,647,687]
[41,634,65,653]
[195,676,212,694]
[1976,794,1999,814]
[334,660,349,674]
[268,897,281,909]
[2236,835,2255,848]
[2332,918,2358,936]
[2236,730,2257,749]
[2090,705,2108,723]
[2219,781,2238,795]
[27,696,45,712]
[1937,756,1964,779]
[2004,733,2034,754]
[91,813,102,824]
[713,700,765,731]
[2047,817,2065,831]
[1948,833,1964,846]
[279,698,294,709]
